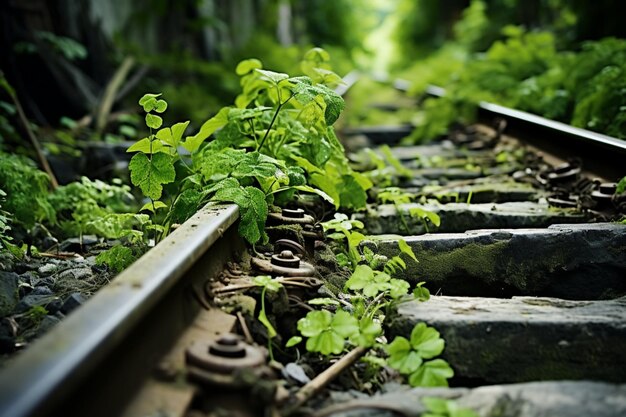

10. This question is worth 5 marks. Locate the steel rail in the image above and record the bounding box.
[414,82,626,180]
[0,203,240,417]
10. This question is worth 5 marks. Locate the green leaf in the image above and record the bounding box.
[184,107,229,153]
[129,153,176,200]
[169,188,203,224]
[140,200,167,213]
[298,310,332,337]
[293,185,335,205]
[237,187,269,244]
[253,275,283,292]
[286,336,302,348]
[258,304,277,338]
[290,77,345,125]
[422,397,450,414]
[331,310,359,338]
[306,329,345,355]
[145,113,163,129]
[95,245,138,273]
[398,239,418,262]
[308,298,340,306]
[408,359,454,387]
[387,336,423,374]
[389,278,411,299]
[139,93,161,112]
[351,317,382,348]
[154,99,167,113]
[156,121,189,148]
[345,264,375,292]
[410,323,445,359]
[255,68,289,84]
[127,138,168,154]
[236,58,263,75]
[413,282,431,302]
[338,175,368,210]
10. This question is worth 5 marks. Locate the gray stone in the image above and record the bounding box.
[362,201,587,235]
[59,235,99,252]
[0,272,19,316]
[374,223,626,299]
[57,267,93,281]
[38,263,58,275]
[413,181,542,204]
[31,286,53,296]
[15,294,62,314]
[60,292,87,314]
[389,295,626,383]
[325,381,626,417]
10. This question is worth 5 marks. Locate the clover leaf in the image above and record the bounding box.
[297,310,359,355]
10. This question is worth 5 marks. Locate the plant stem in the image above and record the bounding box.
[3,71,58,189]
[258,102,283,152]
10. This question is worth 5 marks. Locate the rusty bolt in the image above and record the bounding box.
[271,250,300,268]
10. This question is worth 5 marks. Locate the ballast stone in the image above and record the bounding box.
[389,295,626,383]
[374,222,626,299]
[362,201,587,235]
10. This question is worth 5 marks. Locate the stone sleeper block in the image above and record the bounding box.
[389,295,626,383]
[373,223,626,299]
[363,201,587,235]
[326,381,626,417]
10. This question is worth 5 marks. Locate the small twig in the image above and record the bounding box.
[237,311,254,344]
[1,70,58,188]
[283,346,368,416]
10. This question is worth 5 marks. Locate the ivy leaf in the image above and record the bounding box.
[297,310,358,356]
[617,176,626,194]
[258,304,277,338]
[156,121,190,148]
[408,359,454,387]
[145,113,163,129]
[129,153,176,200]
[387,336,423,374]
[410,323,445,359]
[308,298,340,306]
[287,166,306,186]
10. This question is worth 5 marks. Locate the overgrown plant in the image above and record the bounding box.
[287,237,454,388]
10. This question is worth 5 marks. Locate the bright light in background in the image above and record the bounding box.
[354,0,401,75]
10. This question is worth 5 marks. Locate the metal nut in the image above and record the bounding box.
[186,334,266,374]
[271,250,301,268]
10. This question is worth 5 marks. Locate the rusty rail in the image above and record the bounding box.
[0,204,241,417]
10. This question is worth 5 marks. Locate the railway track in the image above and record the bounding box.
[1,78,625,417]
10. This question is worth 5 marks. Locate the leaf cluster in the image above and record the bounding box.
[387,323,453,387]
[0,152,54,228]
